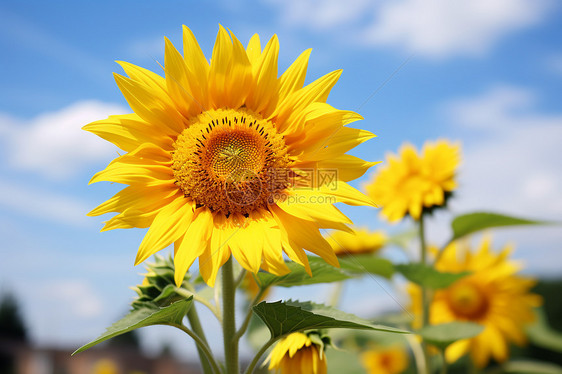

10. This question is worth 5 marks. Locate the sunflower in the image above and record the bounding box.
[360,345,408,374]
[85,26,376,286]
[365,140,460,222]
[409,238,542,368]
[266,332,327,374]
[326,227,386,256]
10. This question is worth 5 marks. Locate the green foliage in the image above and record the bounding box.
[449,212,548,243]
[395,263,470,289]
[527,308,562,353]
[73,298,192,355]
[417,322,484,350]
[326,348,367,374]
[339,255,395,278]
[495,361,562,374]
[252,300,409,340]
[256,256,351,288]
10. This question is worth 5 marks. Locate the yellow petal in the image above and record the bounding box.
[285,102,362,150]
[246,33,262,65]
[88,184,178,216]
[89,162,174,186]
[113,73,184,134]
[246,34,280,116]
[271,205,339,268]
[164,37,200,118]
[173,207,213,286]
[274,70,342,133]
[299,127,376,162]
[182,25,210,110]
[275,195,352,226]
[289,182,376,207]
[117,60,168,94]
[135,196,195,265]
[83,114,174,152]
[199,213,232,287]
[227,30,253,108]
[278,48,311,102]
[208,25,233,109]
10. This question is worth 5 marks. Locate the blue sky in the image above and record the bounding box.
[1,0,561,360]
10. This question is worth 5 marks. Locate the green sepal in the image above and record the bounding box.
[252,300,409,340]
[307,331,332,360]
[73,297,193,355]
[133,254,191,308]
[417,322,484,350]
[395,263,470,289]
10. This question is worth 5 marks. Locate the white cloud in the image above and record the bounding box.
[445,85,562,219]
[441,86,562,275]
[265,0,554,58]
[42,280,104,318]
[0,180,91,227]
[268,0,374,30]
[364,0,553,58]
[2,101,127,179]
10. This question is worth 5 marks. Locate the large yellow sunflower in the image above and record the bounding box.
[409,238,542,368]
[365,140,460,222]
[266,332,327,374]
[86,26,377,286]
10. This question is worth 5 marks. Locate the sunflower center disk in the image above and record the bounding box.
[172,109,290,215]
[446,280,489,319]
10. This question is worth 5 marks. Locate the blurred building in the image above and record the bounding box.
[0,340,202,374]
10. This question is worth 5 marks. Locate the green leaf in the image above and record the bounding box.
[252,300,409,340]
[256,256,351,288]
[498,361,562,374]
[450,212,548,242]
[418,322,484,350]
[73,298,193,355]
[527,308,562,353]
[395,263,469,289]
[339,255,395,278]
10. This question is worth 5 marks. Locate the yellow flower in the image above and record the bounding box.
[86,26,377,286]
[409,237,542,368]
[365,140,460,222]
[241,271,269,301]
[92,359,119,374]
[326,227,386,256]
[266,332,327,374]
[361,345,408,374]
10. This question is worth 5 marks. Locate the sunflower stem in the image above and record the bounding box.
[439,349,448,374]
[187,305,214,374]
[234,287,266,341]
[243,337,276,374]
[222,257,239,374]
[174,323,221,374]
[419,214,432,373]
